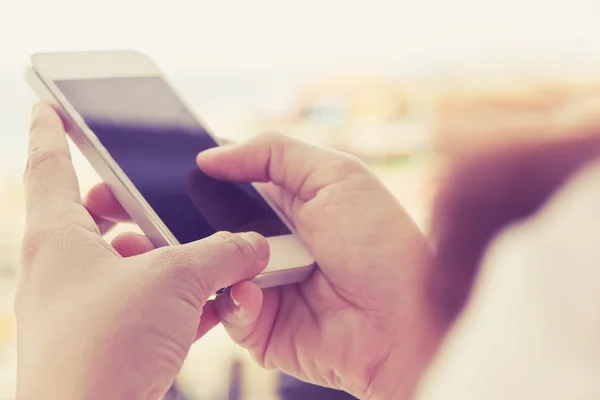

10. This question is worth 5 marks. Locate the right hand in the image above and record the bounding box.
[90,133,440,399]
[200,134,444,400]
[89,135,440,399]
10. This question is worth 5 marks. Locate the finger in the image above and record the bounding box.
[85,183,131,223]
[24,102,83,217]
[85,183,131,234]
[214,284,281,363]
[22,103,104,269]
[195,300,220,340]
[111,232,155,257]
[148,231,270,307]
[197,132,366,201]
[214,281,263,332]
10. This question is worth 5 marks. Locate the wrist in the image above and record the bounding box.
[16,338,152,400]
[365,308,444,400]
[17,366,150,400]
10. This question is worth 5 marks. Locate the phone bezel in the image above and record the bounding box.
[27,51,315,287]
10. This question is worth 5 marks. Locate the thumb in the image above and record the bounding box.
[146,231,270,307]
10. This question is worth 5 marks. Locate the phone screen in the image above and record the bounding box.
[54,76,291,244]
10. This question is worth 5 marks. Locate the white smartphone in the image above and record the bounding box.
[25,50,315,289]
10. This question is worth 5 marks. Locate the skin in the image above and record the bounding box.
[16,103,273,400]
[18,102,441,400]
[196,134,442,399]
[86,132,442,399]
[17,100,600,399]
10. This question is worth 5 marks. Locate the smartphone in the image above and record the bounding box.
[25,50,315,289]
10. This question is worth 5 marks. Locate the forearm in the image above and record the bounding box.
[17,371,152,400]
[16,347,153,400]
[366,301,444,400]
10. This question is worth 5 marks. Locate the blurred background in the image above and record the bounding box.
[2,0,600,398]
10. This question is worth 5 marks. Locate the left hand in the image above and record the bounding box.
[16,103,270,400]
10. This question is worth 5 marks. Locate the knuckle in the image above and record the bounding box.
[215,231,255,262]
[152,249,212,307]
[24,146,71,181]
[255,132,287,155]
[20,222,88,270]
[152,247,195,269]
[328,154,367,179]
[256,132,291,153]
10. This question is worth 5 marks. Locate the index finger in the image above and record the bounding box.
[24,102,83,220]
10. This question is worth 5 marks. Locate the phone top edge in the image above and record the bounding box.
[31,51,160,81]
[31,49,150,60]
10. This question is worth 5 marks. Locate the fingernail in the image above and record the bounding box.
[230,291,241,308]
[239,232,270,261]
[216,286,230,295]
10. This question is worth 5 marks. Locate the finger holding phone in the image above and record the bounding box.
[89,132,439,399]
[16,103,270,400]
[25,51,440,400]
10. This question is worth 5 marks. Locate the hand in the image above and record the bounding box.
[89,133,440,399]
[196,134,440,399]
[16,103,271,400]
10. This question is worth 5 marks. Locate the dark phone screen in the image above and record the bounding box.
[55,76,290,244]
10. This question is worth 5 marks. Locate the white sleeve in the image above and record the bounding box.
[415,160,600,400]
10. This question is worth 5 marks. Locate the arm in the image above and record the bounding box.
[417,160,600,400]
